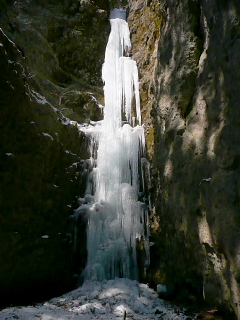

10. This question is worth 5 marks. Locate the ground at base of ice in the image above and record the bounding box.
[0,278,196,320]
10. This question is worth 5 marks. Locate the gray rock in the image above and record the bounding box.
[129,0,240,318]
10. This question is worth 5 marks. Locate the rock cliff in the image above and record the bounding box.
[129,0,240,318]
[0,0,108,306]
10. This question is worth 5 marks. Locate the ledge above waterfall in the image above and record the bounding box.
[109,8,127,20]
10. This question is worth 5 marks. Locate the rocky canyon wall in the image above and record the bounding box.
[1,0,240,318]
[0,0,109,306]
[129,0,240,318]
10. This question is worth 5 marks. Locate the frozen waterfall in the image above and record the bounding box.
[76,8,150,281]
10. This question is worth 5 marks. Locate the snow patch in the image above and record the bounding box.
[60,117,71,125]
[88,92,104,110]
[200,177,211,185]
[0,279,196,320]
[30,89,49,105]
[0,28,16,47]
[42,132,54,140]
[64,150,77,156]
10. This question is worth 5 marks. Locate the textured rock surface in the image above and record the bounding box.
[129,0,240,318]
[0,0,108,306]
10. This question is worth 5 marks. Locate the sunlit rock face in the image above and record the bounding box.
[129,0,240,318]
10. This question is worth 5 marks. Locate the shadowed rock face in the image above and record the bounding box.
[129,0,240,318]
[0,0,109,306]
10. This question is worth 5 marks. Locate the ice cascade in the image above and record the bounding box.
[76,8,150,281]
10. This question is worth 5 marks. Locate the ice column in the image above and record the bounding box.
[78,8,150,281]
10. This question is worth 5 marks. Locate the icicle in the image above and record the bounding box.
[78,8,150,282]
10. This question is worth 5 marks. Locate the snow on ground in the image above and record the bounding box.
[0,278,196,320]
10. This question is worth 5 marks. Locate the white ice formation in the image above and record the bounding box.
[76,8,150,281]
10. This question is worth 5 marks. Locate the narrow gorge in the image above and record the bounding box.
[1,0,240,319]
